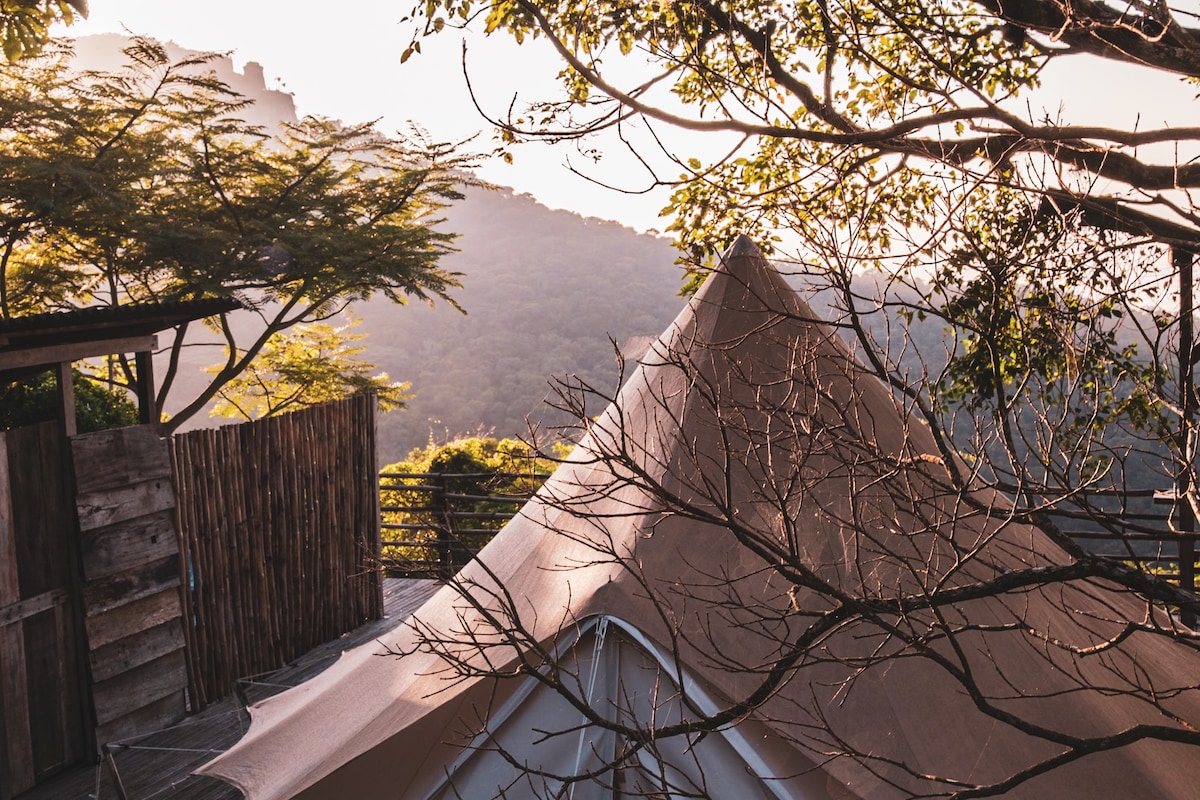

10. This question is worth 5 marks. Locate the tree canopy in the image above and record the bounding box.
[380,435,557,573]
[408,0,1200,254]
[0,368,136,432]
[0,37,471,431]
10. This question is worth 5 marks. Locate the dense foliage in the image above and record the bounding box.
[380,435,558,572]
[0,369,137,432]
[0,0,85,61]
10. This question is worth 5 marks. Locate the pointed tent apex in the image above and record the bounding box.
[722,234,765,262]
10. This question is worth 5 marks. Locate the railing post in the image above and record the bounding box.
[1177,246,1196,627]
[433,473,453,579]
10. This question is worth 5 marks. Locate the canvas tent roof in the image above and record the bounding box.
[201,236,1200,799]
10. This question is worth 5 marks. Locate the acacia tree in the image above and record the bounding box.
[209,315,413,420]
[0,38,471,431]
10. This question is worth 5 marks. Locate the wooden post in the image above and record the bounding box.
[1176,247,1196,628]
[134,350,156,427]
[365,394,384,618]
[54,361,76,438]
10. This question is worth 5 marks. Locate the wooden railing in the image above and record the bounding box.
[379,471,535,578]
[379,476,1200,598]
[1041,488,1196,594]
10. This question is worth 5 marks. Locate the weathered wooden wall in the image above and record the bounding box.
[171,394,383,709]
[0,422,88,798]
[72,425,189,749]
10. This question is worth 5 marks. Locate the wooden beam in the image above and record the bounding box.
[90,650,186,727]
[80,511,179,583]
[0,335,156,375]
[0,436,16,607]
[83,590,181,652]
[75,479,176,533]
[0,589,68,628]
[71,426,172,496]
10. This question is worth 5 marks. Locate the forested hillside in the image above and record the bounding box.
[359,188,683,461]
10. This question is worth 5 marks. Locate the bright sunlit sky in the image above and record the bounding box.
[55,2,1200,235]
[56,1,684,232]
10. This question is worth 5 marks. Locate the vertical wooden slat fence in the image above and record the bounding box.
[170,394,383,711]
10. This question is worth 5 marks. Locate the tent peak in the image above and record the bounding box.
[722,233,764,263]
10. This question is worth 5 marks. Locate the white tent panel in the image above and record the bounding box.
[427,617,833,800]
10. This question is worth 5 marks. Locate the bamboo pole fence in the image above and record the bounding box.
[170,394,383,710]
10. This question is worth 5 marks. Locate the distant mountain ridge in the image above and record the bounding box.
[72,33,299,129]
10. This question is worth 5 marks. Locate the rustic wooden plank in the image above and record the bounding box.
[0,589,68,628]
[0,435,17,607]
[364,394,384,618]
[75,477,176,533]
[11,423,76,597]
[89,619,185,684]
[83,556,180,619]
[0,334,156,374]
[23,609,70,779]
[71,426,172,495]
[0,619,34,795]
[53,362,77,439]
[93,690,185,749]
[84,589,182,652]
[52,600,86,771]
[91,649,187,727]
[81,511,179,582]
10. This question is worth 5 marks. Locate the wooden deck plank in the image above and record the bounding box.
[17,578,440,800]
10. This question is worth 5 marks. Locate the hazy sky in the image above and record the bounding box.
[58,1,679,231]
[56,3,1198,234]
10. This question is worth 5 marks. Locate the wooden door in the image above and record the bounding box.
[0,422,89,798]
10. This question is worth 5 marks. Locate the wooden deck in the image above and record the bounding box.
[19,579,442,800]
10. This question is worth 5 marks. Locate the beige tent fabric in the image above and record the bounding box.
[200,235,1200,799]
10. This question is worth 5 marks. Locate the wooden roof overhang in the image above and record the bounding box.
[0,298,243,432]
